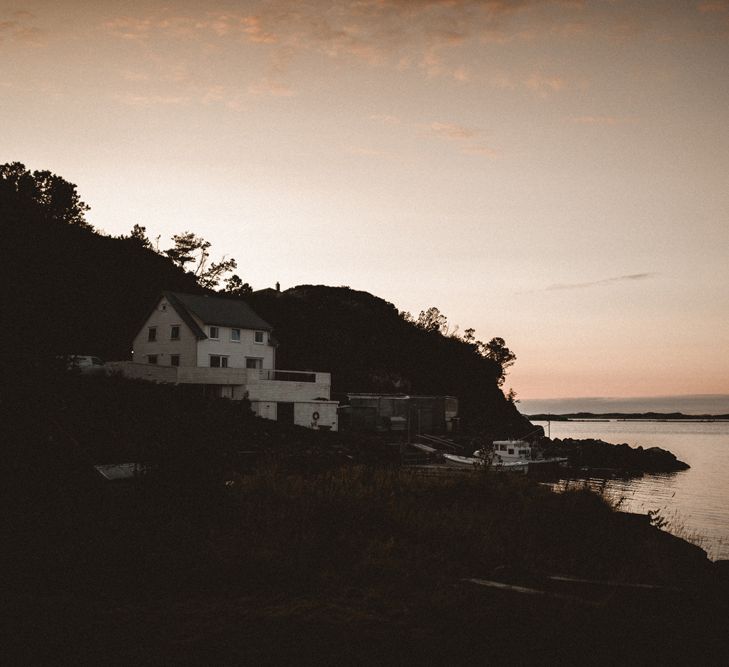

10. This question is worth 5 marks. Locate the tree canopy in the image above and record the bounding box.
[164,231,237,289]
[0,162,91,229]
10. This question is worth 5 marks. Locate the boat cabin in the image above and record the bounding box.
[492,440,532,462]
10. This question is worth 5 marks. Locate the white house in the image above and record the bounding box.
[111,291,338,431]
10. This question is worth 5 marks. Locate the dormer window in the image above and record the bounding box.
[254,331,264,344]
[148,327,157,342]
[209,326,219,339]
[170,325,180,340]
[231,328,241,342]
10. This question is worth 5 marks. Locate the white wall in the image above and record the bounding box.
[251,401,277,420]
[294,401,339,431]
[196,325,275,369]
[132,295,198,366]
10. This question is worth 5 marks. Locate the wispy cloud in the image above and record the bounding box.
[247,78,295,97]
[0,11,45,46]
[370,115,497,156]
[427,121,479,139]
[345,145,387,156]
[113,92,189,107]
[524,73,566,95]
[697,1,729,13]
[572,115,636,126]
[460,143,499,157]
[546,273,656,291]
[369,113,400,125]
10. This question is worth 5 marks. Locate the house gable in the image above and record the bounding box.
[132,294,200,366]
[134,292,275,369]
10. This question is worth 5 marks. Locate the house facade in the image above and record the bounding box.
[112,292,338,431]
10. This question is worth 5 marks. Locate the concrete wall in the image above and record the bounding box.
[250,400,338,431]
[107,361,178,383]
[132,295,198,366]
[110,363,331,402]
[251,401,277,421]
[294,401,339,431]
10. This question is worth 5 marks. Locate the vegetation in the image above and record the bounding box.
[4,370,727,663]
[1,161,526,432]
[5,162,726,662]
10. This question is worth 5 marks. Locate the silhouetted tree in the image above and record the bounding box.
[480,337,516,386]
[165,231,237,289]
[222,274,253,296]
[129,223,152,248]
[416,306,449,334]
[0,161,91,228]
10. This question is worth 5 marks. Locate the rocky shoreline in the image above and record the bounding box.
[542,436,690,473]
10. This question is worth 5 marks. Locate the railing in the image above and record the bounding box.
[259,369,317,383]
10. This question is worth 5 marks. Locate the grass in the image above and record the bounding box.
[4,463,727,665]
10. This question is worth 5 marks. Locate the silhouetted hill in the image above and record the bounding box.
[248,285,531,431]
[2,172,530,433]
[2,186,202,360]
[528,412,729,421]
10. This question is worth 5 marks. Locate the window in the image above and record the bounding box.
[231,328,241,342]
[508,449,514,455]
[170,325,180,340]
[148,327,157,342]
[209,326,219,339]
[148,354,158,364]
[170,355,180,367]
[254,330,265,344]
[246,357,263,369]
[210,355,228,368]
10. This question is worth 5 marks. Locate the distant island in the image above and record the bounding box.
[527,412,729,421]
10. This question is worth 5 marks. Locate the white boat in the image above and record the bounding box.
[443,453,484,469]
[442,440,568,474]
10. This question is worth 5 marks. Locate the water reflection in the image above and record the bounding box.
[534,420,729,560]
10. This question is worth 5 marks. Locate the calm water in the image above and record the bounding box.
[532,420,729,561]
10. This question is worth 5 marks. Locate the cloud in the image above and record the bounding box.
[524,73,566,94]
[0,11,45,46]
[247,78,295,97]
[345,145,387,156]
[369,113,400,124]
[99,1,593,104]
[427,121,478,139]
[113,92,189,107]
[240,15,279,43]
[572,115,636,126]
[697,1,729,13]
[120,70,151,82]
[546,273,656,291]
[452,65,469,81]
[460,143,499,157]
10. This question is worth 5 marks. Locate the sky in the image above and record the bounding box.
[2,0,729,401]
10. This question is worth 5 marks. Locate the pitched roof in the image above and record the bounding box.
[164,292,272,338]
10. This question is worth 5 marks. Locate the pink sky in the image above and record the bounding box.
[3,0,729,399]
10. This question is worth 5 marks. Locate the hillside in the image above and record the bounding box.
[1,165,530,434]
[248,285,529,431]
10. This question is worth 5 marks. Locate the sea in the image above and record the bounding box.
[531,419,729,561]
